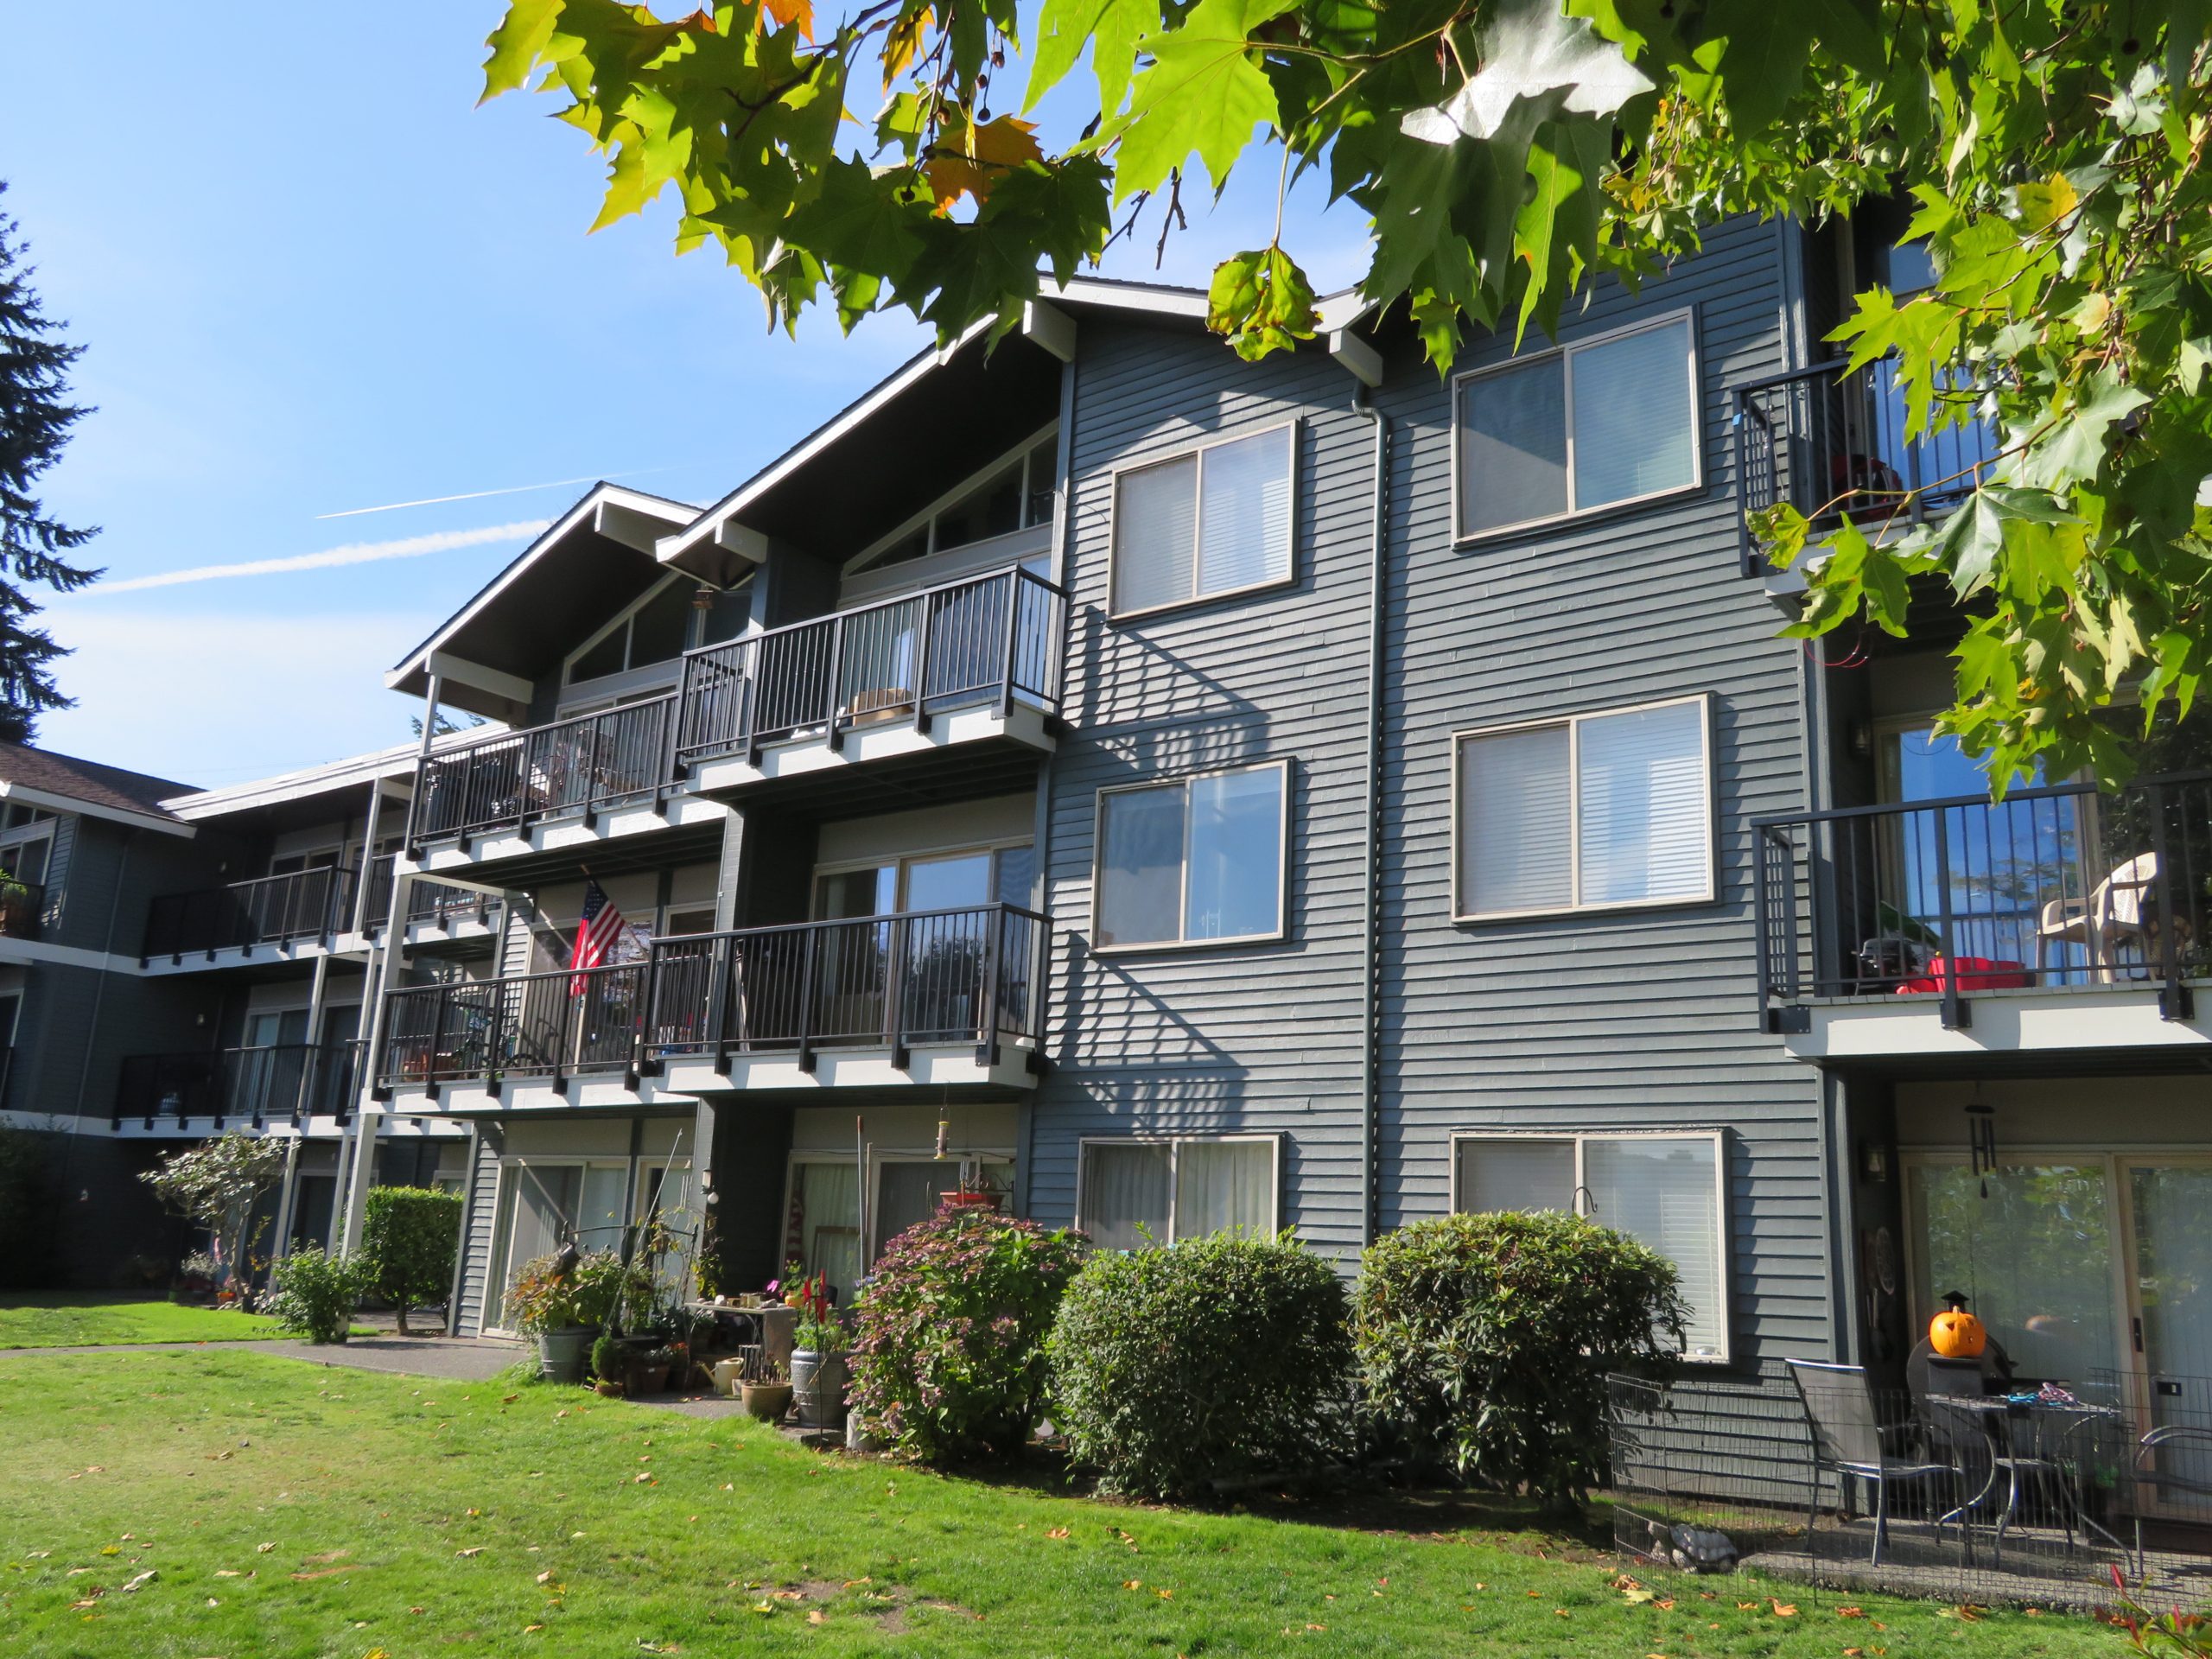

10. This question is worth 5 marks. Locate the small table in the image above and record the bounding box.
[1926,1395,2126,1561]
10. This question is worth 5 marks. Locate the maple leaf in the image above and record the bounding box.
[759,0,812,35]
[925,118,1044,213]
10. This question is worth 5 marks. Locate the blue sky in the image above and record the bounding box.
[3,6,1367,789]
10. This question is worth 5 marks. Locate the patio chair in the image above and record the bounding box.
[1787,1358,1959,1567]
[2128,1424,2212,1580]
[2038,852,2158,982]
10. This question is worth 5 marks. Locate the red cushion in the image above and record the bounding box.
[1896,957,2033,994]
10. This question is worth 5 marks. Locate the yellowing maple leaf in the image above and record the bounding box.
[924,117,1042,213]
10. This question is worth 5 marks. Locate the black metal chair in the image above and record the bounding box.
[1788,1358,1960,1566]
[2129,1424,2212,1580]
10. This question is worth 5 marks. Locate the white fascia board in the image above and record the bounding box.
[1315,288,1377,334]
[162,730,493,821]
[1022,299,1077,362]
[425,651,534,708]
[1328,327,1383,388]
[0,781,194,837]
[387,483,699,685]
[1039,277,1210,320]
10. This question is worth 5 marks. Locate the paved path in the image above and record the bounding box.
[0,1333,526,1381]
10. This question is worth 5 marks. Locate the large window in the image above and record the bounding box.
[855,431,1058,575]
[1454,312,1699,538]
[1094,760,1288,949]
[567,576,699,684]
[1077,1136,1279,1250]
[1110,424,1294,617]
[1453,1131,1728,1359]
[486,1159,629,1331]
[1454,696,1712,920]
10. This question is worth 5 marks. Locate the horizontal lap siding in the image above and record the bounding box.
[454,1126,504,1337]
[1032,321,1376,1265]
[1376,214,1833,1364]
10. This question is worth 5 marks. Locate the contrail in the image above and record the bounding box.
[93,520,552,594]
[315,468,665,519]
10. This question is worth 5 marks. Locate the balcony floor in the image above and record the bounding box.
[685,700,1054,811]
[1777,980,2212,1062]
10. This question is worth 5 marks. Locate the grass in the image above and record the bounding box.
[0,1294,310,1348]
[0,1351,2133,1657]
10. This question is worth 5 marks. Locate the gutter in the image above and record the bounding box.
[1351,388,1390,1248]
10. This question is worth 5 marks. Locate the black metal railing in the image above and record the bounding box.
[374,902,1046,1093]
[0,877,45,940]
[359,854,504,934]
[112,1039,367,1130]
[143,866,359,960]
[409,694,677,847]
[1753,772,2212,1030]
[676,565,1065,768]
[1733,356,2002,575]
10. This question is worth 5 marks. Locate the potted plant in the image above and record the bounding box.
[787,1274,849,1432]
[591,1332,626,1397]
[173,1249,219,1304]
[741,1357,791,1422]
[506,1249,652,1382]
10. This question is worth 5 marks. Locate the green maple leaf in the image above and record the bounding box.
[1026,0,1159,118]
[1098,0,1294,200]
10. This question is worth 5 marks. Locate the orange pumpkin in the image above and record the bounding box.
[1929,1297,1986,1359]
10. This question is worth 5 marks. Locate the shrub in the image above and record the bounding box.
[265,1246,366,1344]
[360,1185,463,1335]
[591,1332,621,1383]
[1354,1211,1690,1516]
[1046,1233,1352,1501]
[849,1202,1086,1463]
[504,1249,654,1335]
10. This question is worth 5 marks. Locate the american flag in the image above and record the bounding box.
[569,878,626,995]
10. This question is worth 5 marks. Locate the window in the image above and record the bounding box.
[1094,761,1287,949]
[1077,1136,1278,1250]
[1454,696,1712,919]
[568,577,700,683]
[486,1159,629,1330]
[1110,424,1294,616]
[855,432,1058,575]
[811,843,1033,919]
[1453,1132,1728,1359]
[1454,313,1699,537]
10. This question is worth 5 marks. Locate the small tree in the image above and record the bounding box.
[359,1185,463,1335]
[266,1247,366,1344]
[140,1134,289,1294]
[1355,1211,1689,1517]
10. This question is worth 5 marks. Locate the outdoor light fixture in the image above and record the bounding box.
[1860,1141,1890,1182]
[1967,1102,1998,1198]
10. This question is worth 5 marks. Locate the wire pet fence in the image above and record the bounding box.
[1609,1367,2212,1614]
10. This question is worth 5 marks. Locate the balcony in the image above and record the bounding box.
[676,565,1065,804]
[143,865,359,964]
[359,854,505,944]
[1732,356,2000,577]
[373,902,1046,1108]
[112,1039,367,1131]
[0,877,45,940]
[1753,772,2212,1058]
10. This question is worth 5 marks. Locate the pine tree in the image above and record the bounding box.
[0,181,100,745]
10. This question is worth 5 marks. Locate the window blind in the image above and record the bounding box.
[1111,453,1198,614]
[1196,427,1292,595]
[1570,319,1695,509]
[1173,1140,1273,1238]
[1080,1141,1173,1250]
[1456,1139,1576,1216]
[1577,702,1709,905]
[1585,1137,1724,1357]
[1459,725,1573,913]
[1457,356,1568,534]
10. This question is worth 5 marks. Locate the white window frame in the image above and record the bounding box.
[1448,1128,1731,1363]
[1450,308,1703,543]
[563,572,700,689]
[843,423,1060,583]
[482,1155,632,1336]
[1450,693,1716,924]
[1074,1133,1282,1245]
[1090,759,1293,953]
[1105,419,1300,621]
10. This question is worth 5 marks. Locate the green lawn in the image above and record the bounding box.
[0,1351,2129,1657]
[0,1294,308,1348]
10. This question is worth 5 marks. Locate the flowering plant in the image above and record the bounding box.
[848,1200,1086,1463]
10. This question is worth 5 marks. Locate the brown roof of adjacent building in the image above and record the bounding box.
[0,741,195,820]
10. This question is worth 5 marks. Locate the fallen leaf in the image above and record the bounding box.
[122,1570,156,1592]
[807,1610,826,1625]
[1655,1598,1675,1611]
[1122,1580,1143,1591]
[1623,1587,1656,1605]
[1771,1599,1799,1617]
[1158,1588,1174,1601]
[256,1542,276,1554]
[99,1547,120,1558]
[537,1570,556,1585]
[290,1567,358,1580]
[213,1569,241,1577]
[1837,1606,1865,1618]
[303,1550,351,1564]
[524,1624,544,1634]
[1046,1528,1071,1541]
[455,1548,485,1559]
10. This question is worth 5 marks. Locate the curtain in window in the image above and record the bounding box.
[1184,768,1282,940]
[792,1161,862,1303]
[1098,785,1187,946]
[1458,357,1568,533]
[495,1164,582,1324]
[577,1165,628,1254]
[1196,429,1292,595]
[1079,1141,1173,1250]
[1585,1138,1724,1357]
[874,1161,957,1255]
[1455,1139,1576,1215]
[1460,726,1572,912]
[1112,454,1198,613]
[1578,702,1708,905]
[1571,321,1695,509]
[1172,1141,1273,1238]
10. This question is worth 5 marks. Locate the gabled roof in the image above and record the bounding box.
[385,482,702,721]
[0,741,197,835]
[160,733,480,823]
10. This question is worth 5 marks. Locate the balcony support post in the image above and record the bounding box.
[910,590,935,738]
[2147,779,2196,1021]
[824,615,849,753]
[351,778,387,937]
[1932,808,1971,1030]
[886,916,910,1073]
[709,932,735,1078]
[997,574,1020,720]
[796,924,820,1075]
[975,905,1003,1070]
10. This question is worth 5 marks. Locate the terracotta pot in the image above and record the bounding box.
[594,1379,625,1398]
[741,1382,792,1422]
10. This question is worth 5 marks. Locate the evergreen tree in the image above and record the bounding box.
[0,181,100,744]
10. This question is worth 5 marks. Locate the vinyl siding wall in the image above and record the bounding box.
[1374,213,1832,1365]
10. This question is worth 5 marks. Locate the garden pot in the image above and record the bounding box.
[594,1379,625,1398]
[790,1348,849,1430]
[537,1324,598,1383]
[741,1382,792,1422]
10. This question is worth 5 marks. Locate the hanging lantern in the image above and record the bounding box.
[934,1116,950,1160]
[1966,1103,1997,1198]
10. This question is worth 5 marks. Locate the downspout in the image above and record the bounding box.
[1351,389,1390,1249]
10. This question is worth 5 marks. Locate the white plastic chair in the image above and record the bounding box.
[2038,852,2158,982]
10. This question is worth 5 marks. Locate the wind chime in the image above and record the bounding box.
[1966,1100,1998,1198]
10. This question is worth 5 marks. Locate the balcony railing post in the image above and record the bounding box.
[997,572,1020,719]
[975,905,1003,1068]
[823,614,849,753]
[1930,807,1969,1031]
[884,915,909,1071]
[426,987,448,1101]
[795,922,820,1074]
[709,932,735,1075]
[910,589,936,737]
[2146,778,2194,1021]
